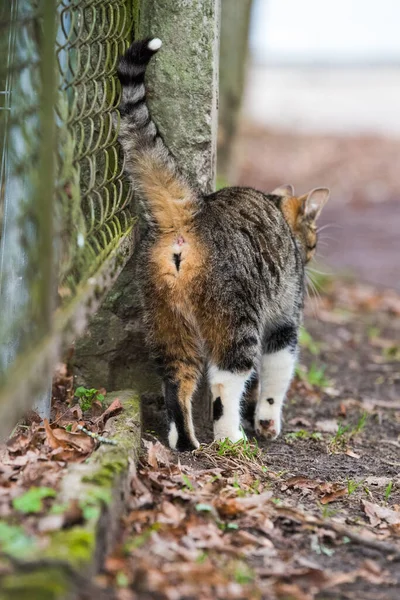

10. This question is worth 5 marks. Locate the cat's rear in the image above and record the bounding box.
[117,39,329,451]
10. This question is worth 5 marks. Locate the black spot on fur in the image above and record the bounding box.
[267,397,274,405]
[213,397,223,421]
[173,253,181,271]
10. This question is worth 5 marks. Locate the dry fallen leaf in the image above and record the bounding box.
[96,398,123,428]
[362,499,400,528]
[144,441,172,470]
[282,476,321,491]
[320,487,347,504]
[44,419,95,461]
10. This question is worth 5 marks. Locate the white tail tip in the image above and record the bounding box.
[148,38,162,51]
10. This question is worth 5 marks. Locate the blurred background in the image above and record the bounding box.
[219,0,400,290]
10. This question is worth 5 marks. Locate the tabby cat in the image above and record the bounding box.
[117,38,329,451]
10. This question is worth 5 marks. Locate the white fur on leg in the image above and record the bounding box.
[168,422,178,449]
[255,348,297,437]
[209,366,252,442]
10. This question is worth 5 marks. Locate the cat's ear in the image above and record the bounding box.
[271,184,294,197]
[302,188,330,220]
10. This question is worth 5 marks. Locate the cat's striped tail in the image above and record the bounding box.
[117,38,197,231]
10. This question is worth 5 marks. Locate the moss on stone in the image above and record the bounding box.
[82,456,127,487]
[0,568,70,600]
[46,527,95,566]
[0,392,141,599]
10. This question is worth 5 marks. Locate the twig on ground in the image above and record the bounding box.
[77,425,117,446]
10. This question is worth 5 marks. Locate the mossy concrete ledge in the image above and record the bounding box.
[0,391,141,600]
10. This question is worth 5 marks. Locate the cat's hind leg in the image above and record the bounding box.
[163,366,201,451]
[255,324,298,438]
[147,303,202,451]
[209,335,259,443]
[210,367,252,443]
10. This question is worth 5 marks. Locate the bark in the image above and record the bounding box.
[218,0,253,182]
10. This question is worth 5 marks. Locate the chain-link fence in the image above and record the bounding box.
[0,0,137,435]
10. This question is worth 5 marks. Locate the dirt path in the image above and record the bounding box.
[101,279,400,599]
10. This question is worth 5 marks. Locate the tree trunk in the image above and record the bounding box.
[218,0,253,183]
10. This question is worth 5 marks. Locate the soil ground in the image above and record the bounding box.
[100,277,400,600]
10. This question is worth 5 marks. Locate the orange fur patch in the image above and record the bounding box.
[136,154,195,231]
[281,196,304,229]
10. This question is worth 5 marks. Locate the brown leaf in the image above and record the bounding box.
[96,398,123,427]
[320,488,347,504]
[144,441,172,469]
[274,583,312,600]
[6,433,32,454]
[214,497,246,518]
[362,499,400,527]
[44,419,95,459]
[282,476,321,491]
[44,419,69,451]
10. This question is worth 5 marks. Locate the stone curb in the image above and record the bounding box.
[0,390,141,600]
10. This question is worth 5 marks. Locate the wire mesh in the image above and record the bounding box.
[0,0,136,425]
[56,0,135,295]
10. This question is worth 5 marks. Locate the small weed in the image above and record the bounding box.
[182,474,194,491]
[275,470,288,478]
[367,326,380,339]
[116,572,129,588]
[196,552,208,564]
[233,562,255,584]
[299,328,320,355]
[250,479,261,495]
[271,498,282,506]
[74,386,105,412]
[296,362,330,388]
[384,481,393,502]
[352,412,368,435]
[124,523,160,551]
[232,477,246,497]
[364,485,373,499]
[219,522,239,532]
[347,478,363,496]
[329,413,368,452]
[286,429,323,442]
[216,434,261,462]
[13,487,56,514]
[317,502,338,519]
[383,345,400,361]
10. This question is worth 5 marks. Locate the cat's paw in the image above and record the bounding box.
[255,403,282,439]
[168,422,200,452]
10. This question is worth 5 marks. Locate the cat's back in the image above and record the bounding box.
[197,186,293,259]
